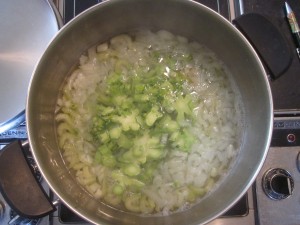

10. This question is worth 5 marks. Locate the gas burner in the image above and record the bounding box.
[262,168,294,200]
[9,210,40,225]
[26,156,42,182]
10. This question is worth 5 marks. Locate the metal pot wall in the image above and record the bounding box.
[1,0,273,224]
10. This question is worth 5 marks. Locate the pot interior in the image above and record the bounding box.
[27,0,273,224]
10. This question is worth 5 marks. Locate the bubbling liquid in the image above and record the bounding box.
[55,29,244,214]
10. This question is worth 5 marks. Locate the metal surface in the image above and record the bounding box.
[262,168,294,200]
[256,146,300,225]
[26,0,273,224]
[0,160,50,225]
[0,0,59,133]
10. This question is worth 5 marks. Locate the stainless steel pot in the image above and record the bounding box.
[1,0,273,224]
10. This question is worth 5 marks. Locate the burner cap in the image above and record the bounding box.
[0,0,59,133]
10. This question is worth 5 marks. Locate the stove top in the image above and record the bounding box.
[242,0,300,114]
[1,0,300,225]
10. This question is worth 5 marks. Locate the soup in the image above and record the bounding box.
[55,29,244,214]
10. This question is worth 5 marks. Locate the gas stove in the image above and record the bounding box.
[1,0,300,225]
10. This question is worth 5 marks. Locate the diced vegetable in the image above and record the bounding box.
[56,30,242,215]
[86,43,202,210]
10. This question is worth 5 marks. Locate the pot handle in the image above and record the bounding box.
[0,140,56,219]
[233,13,292,80]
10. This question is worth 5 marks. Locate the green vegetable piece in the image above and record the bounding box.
[132,132,163,161]
[109,126,122,139]
[112,110,141,131]
[174,95,195,123]
[96,93,112,106]
[99,105,114,116]
[147,148,163,159]
[134,83,145,94]
[137,162,158,183]
[98,144,112,155]
[95,144,117,168]
[95,151,102,164]
[103,190,122,206]
[99,132,110,143]
[118,150,132,163]
[102,154,117,168]
[117,134,133,149]
[170,128,196,152]
[145,106,163,126]
[107,72,122,86]
[159,115,180,132]
[140,195,155,213]
[124,193,141,213]
[187,185,206,202]
[111,170,145,188]
[112,184,124,195]
[92,117,105,129]
[122,164,141,177]
[124,149,147,164]
[112,95,133,110]
[133,94,149,103]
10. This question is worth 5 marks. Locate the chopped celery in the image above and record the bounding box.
[147,148,163,159]
[95,145,116,168]
[97,105,114,116]
[88,40,201,213]
[111,170,145,189]
[187,185,206,202]
[57,30,242,215]
[111,110,141,131]
[101,155,117,168]
[112,184,124,195]
[137,162,159,183]
[124,193,141,213]
[99,132,110,143]
[109,126,122,139]
[91,58,199,184]
[140,195,156,213]
[122,163,141,176]
[145,106,163,126]
[174,95,195,123]
[158,115,180,132]
[170,128,196,152]
[117,134,133,149]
